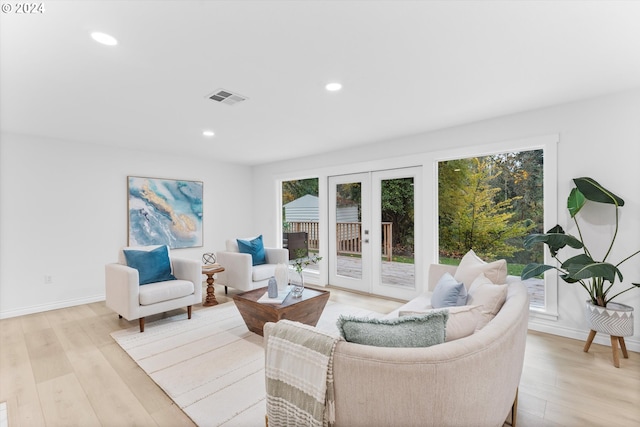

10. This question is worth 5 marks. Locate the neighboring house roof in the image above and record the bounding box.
[284,194,318,209]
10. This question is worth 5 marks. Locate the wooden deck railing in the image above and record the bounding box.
[285,221,393,261]
[285,221,320,250]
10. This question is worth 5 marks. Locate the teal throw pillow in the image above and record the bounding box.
[431,272,466,308]
[337,311,448,348]
[237,235,266,266]
[123,245,176,285]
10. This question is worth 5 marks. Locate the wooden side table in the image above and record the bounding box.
[202,265,224,306]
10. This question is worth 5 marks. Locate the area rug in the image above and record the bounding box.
[110,301,381,427]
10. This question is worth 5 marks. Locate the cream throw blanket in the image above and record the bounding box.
[265,320,340,427]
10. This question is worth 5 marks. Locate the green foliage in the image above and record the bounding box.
[574,177,624,206]
[438,156,536,260]
[522,177,640,307]
[567,188,585,218]
[381,178,414,253]
[336,182,362,216]
[282,178,318,205]
[290,249,322,274]
[523,225,583,257]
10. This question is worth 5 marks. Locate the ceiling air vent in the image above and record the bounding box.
[207,89,248,106]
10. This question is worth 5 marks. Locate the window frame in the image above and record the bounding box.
[428,134,559,319]
[278,175,323,284]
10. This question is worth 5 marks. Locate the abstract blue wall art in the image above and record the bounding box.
[128,176,203,249]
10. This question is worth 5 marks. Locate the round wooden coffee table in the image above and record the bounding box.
[202,265,224,306]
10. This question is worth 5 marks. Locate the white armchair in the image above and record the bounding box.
[105,245,202,332]
[216,238,288,293]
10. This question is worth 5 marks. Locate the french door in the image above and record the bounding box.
[328,173,371,293]
[328,167,422,300]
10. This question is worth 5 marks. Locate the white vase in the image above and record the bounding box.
[585,301,634,337]
[275,263,289,294]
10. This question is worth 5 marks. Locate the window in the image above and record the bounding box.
[436,138,556,315]
[281,178,320,271]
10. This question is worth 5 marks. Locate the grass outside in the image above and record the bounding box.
[334,252,416,264]
[319,252,528,274]
[325,253,526,274]
[390,255,414,264]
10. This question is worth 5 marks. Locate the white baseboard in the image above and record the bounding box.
[0,294,105,319]
[528,318,640,353]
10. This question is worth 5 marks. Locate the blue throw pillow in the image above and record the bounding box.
[457,282,468,306]
[237,235,266,266]
[123,245,176,285]
[431,272,465,308]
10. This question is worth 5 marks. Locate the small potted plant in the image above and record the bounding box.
[290,249,322,297]
[522,177,639,346]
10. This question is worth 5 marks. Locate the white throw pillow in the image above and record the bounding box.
[467,273,508,330]
[453,249,507,288]
[400,305,483,342]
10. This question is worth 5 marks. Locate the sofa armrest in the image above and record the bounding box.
[105,263,141,320]
[216,251,253,290]
[172,257,203,301]
[264,322,275,345]
[264,247,288,265]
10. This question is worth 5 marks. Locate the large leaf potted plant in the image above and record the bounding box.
[522,177,639,344]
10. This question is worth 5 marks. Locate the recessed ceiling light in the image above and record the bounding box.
[325,82,342,92]
[202,130,215,137]
[91,32,118,46]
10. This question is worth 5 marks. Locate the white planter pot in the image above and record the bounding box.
[585,301,634,337]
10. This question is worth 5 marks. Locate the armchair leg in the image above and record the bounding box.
[118,314,122,319]
[139,317,145,333]
[188,305,192,319]
[225,286,228,294]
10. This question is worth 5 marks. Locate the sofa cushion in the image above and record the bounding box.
[400,305,483,342]
[252,263,277,282]
[337,311,448,348]
[467,273,508,329]
[431,273,466,308]
[383,292,433,319]
[123,245,176,285]
[138,279,194,305]
[453,249,507,288]
[237,235,266,266]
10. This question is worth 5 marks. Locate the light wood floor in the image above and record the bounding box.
[1,284,638,427]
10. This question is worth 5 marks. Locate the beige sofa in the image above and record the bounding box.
[265,263,529,427]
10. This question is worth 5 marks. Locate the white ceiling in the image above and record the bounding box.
[2,1,640,166]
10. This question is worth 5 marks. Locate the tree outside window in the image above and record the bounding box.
[438,150,544,307]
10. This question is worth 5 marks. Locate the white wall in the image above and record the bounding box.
[0,133,254,318]
[252,89,640,351]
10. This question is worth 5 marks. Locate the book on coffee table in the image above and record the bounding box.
[257,286,291,304]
